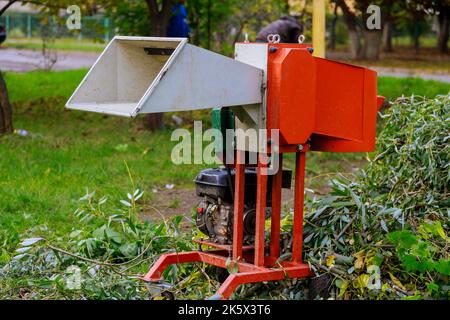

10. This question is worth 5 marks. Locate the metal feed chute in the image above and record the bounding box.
[66,36,264,117]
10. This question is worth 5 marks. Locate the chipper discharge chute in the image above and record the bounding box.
[67,36,384,299]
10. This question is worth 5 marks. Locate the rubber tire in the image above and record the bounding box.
[308,274,332,299]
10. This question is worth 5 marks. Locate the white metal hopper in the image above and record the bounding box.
[66,36,264,117]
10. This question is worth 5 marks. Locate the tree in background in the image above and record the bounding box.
[188,0,288,55]
[401,0,430,54]
[0,0,60,135]
[390,0,449,54]
[381,2,403,53]
[143,0,175,131]
[428,0,450,54]
[0,0,101,136]
[106,0,177,131]
[333,0,389,60]
[0,1,17,135]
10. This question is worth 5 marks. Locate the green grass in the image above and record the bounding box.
[6,69,88,102]
[1,70,210,235]
[1,70,449,236]
[4,37,106,53]
[378,76,450,99]
[391,36,438,48]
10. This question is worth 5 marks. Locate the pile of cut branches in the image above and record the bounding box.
[288,94,449,300]
[0,189,212,300]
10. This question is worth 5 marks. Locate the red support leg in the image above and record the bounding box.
[215,264,311,299]
[142,251,201,281]
[270,153,283,260]
[232,150,245,261]
[254,153,268,267]
[292,151,306,263]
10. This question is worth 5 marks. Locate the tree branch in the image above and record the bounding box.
[162,0,176,18]
[334,0,358,31]
[0,0,18,17]
[145,0,158,16]
[1,0,68,17]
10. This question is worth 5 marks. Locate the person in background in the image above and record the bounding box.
[256,16,304,43]
[166,0,190,38]
[0,24,7,46]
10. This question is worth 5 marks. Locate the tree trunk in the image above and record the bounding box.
[146,13,169,131]
[413,22,420,54]
[383,20,393,52]
[437,9,449,54]
[328,4,338,51]
[335,0,362,59]
[145,0,174,131]
[0,71,13,135]
[348,29,362,59]
[362,30,382,60]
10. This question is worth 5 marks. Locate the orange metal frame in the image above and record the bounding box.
[142,43,383,299]
[142,146,313,299]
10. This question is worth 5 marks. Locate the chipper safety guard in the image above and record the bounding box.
[67,36,385,299]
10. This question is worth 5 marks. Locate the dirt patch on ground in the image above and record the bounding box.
[142,188,199,222]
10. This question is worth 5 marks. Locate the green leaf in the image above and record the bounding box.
[21,237,44,247]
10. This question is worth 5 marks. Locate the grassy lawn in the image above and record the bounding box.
[1,70,449,237]
[2,70,210,235]
[4,38,106,53]
[378,77,450,99]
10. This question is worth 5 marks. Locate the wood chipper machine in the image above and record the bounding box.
[66,35,384,299]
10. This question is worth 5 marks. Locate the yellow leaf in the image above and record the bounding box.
[365,250,376,266]
[326,255,336,268]
[388,272,406,291]
[356,274,370,293]
[435,223,448,242]
[338,280,349,298]
[265,219,271,231]
[353,250,365,270]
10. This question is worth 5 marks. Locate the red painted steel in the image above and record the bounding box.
[194,239,253,252]
[267,47,316,145]
[292,151,306,263]
[269,153,283,259]
[254,154,268,267]
[266,43,379,153]
[232,150,246,261]
[216,264,311,299]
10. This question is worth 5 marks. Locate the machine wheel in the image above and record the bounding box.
[160,291,175,300]
[148,289,175,300]
[308,274,332,299]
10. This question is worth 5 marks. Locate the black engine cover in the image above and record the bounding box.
[194,167,292,244]
[194,167,292,204]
